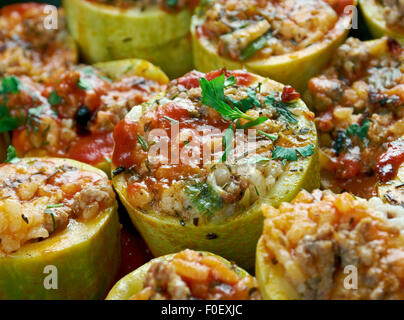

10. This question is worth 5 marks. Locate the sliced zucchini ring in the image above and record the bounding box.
[0,157,120,300]
[256,189,404,300]
[112,69,319,270]
[5,59,167,175]
[0,3,78,82]
[191,0,356,93]
[106,249,260,300]
[63,0,196,78]
[359,0,404,45]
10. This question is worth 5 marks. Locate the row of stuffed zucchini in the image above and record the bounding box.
[0,0,403,300]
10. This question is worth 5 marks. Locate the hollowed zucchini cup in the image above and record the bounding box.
[9,59,168,176]
[359,0,404,45]
[63,0,195,78]
[0,158,120,300]
[256,190,404,300]
[191,0,356,93]
[112,70,319,270]
[106,250,260,300]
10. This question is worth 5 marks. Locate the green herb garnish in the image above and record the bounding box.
[77,78,92,91]
[264,94,297,124]
[163,116,179,124]
[1,76,21,94]
[5,145,20,163]
[48,90,61,106]
[346,119,370,142]
[257,130,278,141]
[185,182,223,216]
[272,144,315,162]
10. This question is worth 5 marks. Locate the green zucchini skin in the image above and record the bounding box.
[106,251,252,300]
[112,75,320,271]
[0,159,121,300]
[63,0,194,78]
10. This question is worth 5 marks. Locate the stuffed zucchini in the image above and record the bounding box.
[305,37,404,198]
[0,3,78,82]
[0,156,120,299]
[359,0,404,45]
[1,59,167,175]
[377,138,404,207]
[107,249,261,300]
[112,69,319,269]
[256,189,404,300]
[63,0,198,78]
[191,0,356,93]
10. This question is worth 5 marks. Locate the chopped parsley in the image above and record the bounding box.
[264,94,297,124]
[272,144,315,162]
[5,145,20,163]
[48,90,61,106]
[257,130,278,141]
[346,119,370,142]
[185,182,223,216]
[0,105,21,133]
[1,76,21,94]
[77,78,92,91]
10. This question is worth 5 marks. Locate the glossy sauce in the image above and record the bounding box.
[376,140,404,183]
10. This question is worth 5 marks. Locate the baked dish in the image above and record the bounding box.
[0,157,119,299]
[112,68,318,269]
[191,0,356,92]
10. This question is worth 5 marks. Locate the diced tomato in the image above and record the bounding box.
[112,119,139,168]
[376,140,404,183]
[336,153,361,179]
[281,85,300,102]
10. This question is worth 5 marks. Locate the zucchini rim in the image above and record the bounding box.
[191,1,356,93]
[359,0,404,45]
[63,0,194,78]
[112,72,319,270]
[0,158,120,300]
[106,251,252,300]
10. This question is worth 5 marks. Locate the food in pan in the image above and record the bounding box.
[112,68,319,269]
[360,0,404,45]
[305,37,404,198]
[63,0,199,78]
[377,137,404,206]
[106,249,261,300]
[0,3,78,82]
[256,189,404,300]
[191,0,356,92]
[0,156,120,299]
[2,59,167,174]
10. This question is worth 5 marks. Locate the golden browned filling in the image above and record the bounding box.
[133,249,261,300]
[0,158,115,254]
[112,69,316,224]
[0,3,77,82]
[86,0,199,11]
[381,0,404,29]
[0,66,165,166]
[308,37,404,198]
[262,190,404,300]
[195,0,352,61]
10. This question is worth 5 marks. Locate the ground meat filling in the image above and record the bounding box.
[0,158,115,254]
[309,37,404,198]
[2,66,164,166]
[0,3,77,82]
[382,0,404,29]
[133,249,261,300]
[86,0,198,11]
[196,0,351,61]
[112,69,315,224]
[262,190,404,300]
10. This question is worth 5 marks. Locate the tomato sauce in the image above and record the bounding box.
[376,140,404,183]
